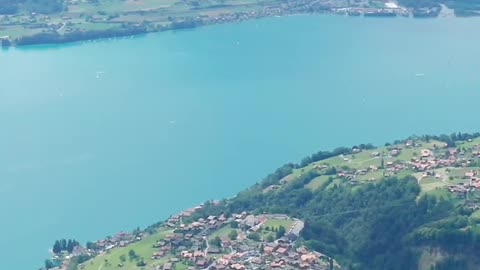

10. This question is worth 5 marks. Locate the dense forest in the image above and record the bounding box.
[0,0,64,15]
[187,133,480,270]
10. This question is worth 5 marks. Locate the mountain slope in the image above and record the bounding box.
[196,133,480,270]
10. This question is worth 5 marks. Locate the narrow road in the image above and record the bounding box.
[289,219,305,235]
[203,236,209,254]
[201,236,215,270]
[57,22,66,32]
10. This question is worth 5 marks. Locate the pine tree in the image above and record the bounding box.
[276,225,286,239]
[228,230,238,241]
[53,240,61,254]
[67,239,78,253]
[66,239,73,252]
[60,239,67,251]
[45,259,55,269]
[267,234,274,242]
[128,249,137,260]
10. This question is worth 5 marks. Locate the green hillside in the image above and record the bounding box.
[194,133,480,270]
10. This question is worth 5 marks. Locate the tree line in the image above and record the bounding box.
[15,26,148,46]
[52,238,80,254]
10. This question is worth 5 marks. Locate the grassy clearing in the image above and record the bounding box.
[208,226,238,241]
[424,188,453,200]
[396,169,415,179]
[470,210,480,220]
[291,164,317,178]
[305,175,334,191]
[263,219,294,231]
[320,155,381,170]
[279,174,296,184]
[356,170,385,182]
[70,0,175,14]
[394,148,418,162]
[417,176,440,184]
[421,181,446,192]
[326,178,343,189]
[174,263,189,270]
[81,229,173,270]
[457,137,480,149]
[448,167,480,178]
[320,156,346,168]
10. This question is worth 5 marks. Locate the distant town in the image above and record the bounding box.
[0,0,467,47]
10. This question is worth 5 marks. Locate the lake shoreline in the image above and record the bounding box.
[0,5,467,48]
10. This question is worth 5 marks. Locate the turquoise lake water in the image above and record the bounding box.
[1,15,480,269]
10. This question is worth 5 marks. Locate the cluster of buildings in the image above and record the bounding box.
[170,0,424,32]
[360,140,480,200]
[409,147,459,172]
[356,140,480,183]
[92,231,140,252]
[152,212,329,270]
[266,137,480,203]
[208,243,332,270]
[446,170,480,195]
[46,203,330,270]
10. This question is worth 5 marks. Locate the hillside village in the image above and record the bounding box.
[264,137,480,211]
[47,208,337,270]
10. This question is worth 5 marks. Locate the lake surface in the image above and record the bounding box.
[1,14,480,269]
